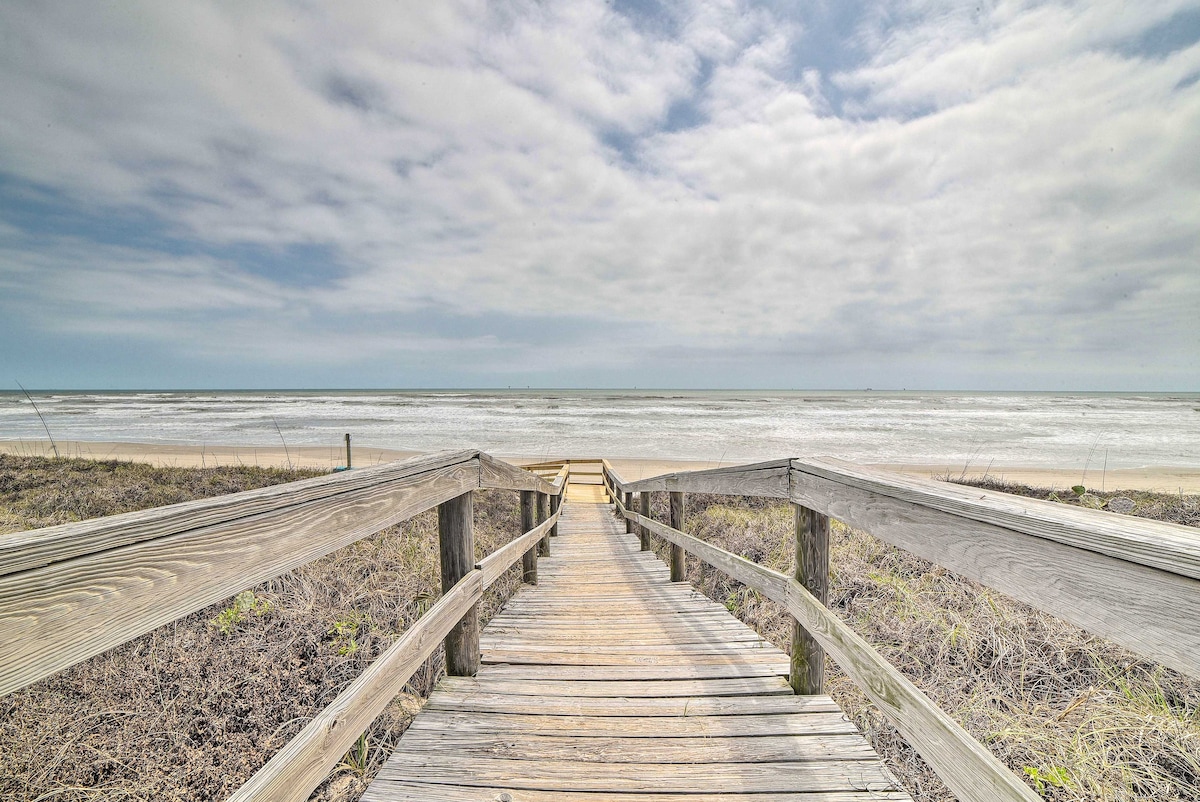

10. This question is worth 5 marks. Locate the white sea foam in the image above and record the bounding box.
[1,390,1198,469]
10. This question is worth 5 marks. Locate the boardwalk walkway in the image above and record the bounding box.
[363,481,910,801]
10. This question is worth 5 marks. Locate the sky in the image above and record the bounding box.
[0,1,1198,391]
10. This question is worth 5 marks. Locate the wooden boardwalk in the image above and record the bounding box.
[363,481,911,801]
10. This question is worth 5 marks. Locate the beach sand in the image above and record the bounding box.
[3,440,1198,493]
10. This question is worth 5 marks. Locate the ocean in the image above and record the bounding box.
[1,390,1197,469]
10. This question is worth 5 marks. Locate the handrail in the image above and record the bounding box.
[0,451,559,697]
[617,496,1038,802]
[604,459,1200,679]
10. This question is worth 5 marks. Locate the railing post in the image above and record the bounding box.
[624,492,634,533]
[537,492,550,556]
[639,492,651,551]
[438,491,478,676]
[520,490,537,584]
[549,491,560,537]
[791,503,829,694]
[669,491,686,582]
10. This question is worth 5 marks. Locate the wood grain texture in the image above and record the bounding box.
[619,459,791,497]
[438,492,478,677]
[628,509,1038,802]
[479,452,558,494]
[639,492,652,551]
[372,754,898,794]
[791,503,829,695]
[228,571,482,802]
[520,490,537,585]
[536,492,549,557]
[0,449,478,578]
[0,460,478,697]
[789,469,1200,679]
[792,458,1200,580]
[669,491,686,582]
[548,492,560,539]
[364,786,910,802]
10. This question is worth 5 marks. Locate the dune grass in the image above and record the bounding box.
[0,454,522,802]
[647,486,1200,801]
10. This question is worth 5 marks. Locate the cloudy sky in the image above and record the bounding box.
[1,1,1197,390]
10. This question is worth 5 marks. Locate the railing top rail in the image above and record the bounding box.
[606,456,1200,581]
[0,450,557,697]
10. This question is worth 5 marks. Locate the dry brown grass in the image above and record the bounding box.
[0,455,523,802]
[647,487,1200,801]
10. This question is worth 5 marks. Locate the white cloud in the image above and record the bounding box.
[0,0,1196,387]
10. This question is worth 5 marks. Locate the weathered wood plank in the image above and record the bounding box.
[227,571,483,802]
[435,676,793,698]
[520,490,537,584]
[393,731,878,763]
[481,649,791,667]
[789,468,1200,680]
[669,491,686,582]
[372,754,900,794]
[793,458,1200,580]
[0,449,478,578]
[0,459,478,697]
[423,691,835,717]
[791,502,829,694]
[439,492,478,677]
[404,708,858,738]
[479,452,558,494]
[475,663,789,681]
[364,785,911,802]
[620,459,792,497]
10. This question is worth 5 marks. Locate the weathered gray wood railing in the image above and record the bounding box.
[0,450,568,802]
[601,457,1200,802]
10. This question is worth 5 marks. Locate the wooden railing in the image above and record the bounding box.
[601,457,1200,802]
[0,450,568,802]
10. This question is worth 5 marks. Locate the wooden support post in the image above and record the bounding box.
[549,492,560,537]
[438,492,478,676]
[639,492,651,551]
[625,492,634,533]
[669,491,686,582]
[537,492,550,556]
[520,491,537,584]
[791,503,829,694]
[344,433,351,469]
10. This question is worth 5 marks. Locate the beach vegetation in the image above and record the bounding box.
[0,454,522,802]
[647,483,1200,802]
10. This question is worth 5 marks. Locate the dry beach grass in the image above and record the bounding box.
[1,454,1198,801]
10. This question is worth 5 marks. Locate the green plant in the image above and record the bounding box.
[211,591,271,635]
[1023,765,1072,793]
[328,611,370,655]
[336,732,371,776]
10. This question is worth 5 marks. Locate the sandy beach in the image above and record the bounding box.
[4,439,1198,493]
